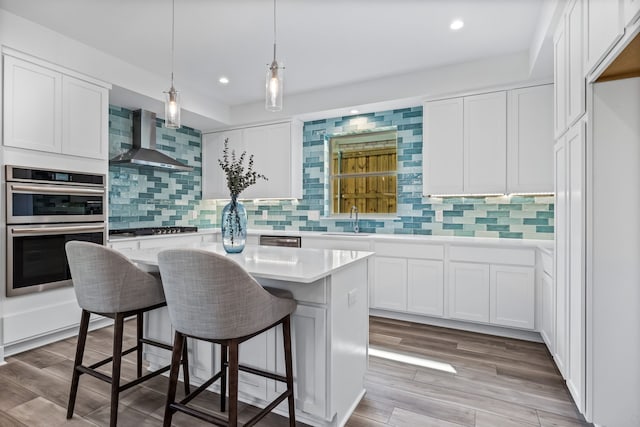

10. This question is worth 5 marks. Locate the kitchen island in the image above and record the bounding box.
[117,242,373,427]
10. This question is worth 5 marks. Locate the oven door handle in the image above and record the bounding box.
[9,184,105,195]
[11,225,106,235]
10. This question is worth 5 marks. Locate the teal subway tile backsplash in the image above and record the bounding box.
[107,105,554,240]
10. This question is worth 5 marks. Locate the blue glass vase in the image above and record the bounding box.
[221,196,247,253]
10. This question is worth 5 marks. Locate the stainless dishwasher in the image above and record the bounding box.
[259,235,302,248]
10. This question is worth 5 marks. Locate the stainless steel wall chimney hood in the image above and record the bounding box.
[110,109,193,172]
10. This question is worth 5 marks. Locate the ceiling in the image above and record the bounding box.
[0,0,553,129]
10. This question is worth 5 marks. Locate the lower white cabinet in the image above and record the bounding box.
[490,265,535,329]
[407,259,444,316]
[372,257,407,311]
[448,262,491,323]
[540,269,555,351]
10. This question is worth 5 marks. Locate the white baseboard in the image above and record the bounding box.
[370,309,544,343]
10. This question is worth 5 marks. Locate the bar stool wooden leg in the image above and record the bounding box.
[164,331,184,427]
[182,339,191,395]
[228,340,239,427]
[110,314,125,427]
[67,309,90,419]
[220,344,228,412]
[283,316,296,426]
[136,312,143,378]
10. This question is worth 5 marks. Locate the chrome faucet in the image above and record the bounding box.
[350,205,360,233]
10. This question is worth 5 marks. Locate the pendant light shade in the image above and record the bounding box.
[164,0,181,128]
[265,0,284,112]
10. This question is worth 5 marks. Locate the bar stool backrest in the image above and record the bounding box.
[65,241,165,314]
[158,249,296,340]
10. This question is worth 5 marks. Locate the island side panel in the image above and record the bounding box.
[329,259,369,426]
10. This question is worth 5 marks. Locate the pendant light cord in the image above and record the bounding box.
[171,0,175,84]
[272,0,277,61]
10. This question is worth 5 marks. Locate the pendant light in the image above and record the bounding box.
[164,0,181,128]
[265,0,284,111]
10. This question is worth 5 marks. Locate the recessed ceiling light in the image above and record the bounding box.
[218,76,229,85]
[450,19,464,31]
[350,109,359,114]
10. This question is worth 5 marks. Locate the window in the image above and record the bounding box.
[329,128,397,214]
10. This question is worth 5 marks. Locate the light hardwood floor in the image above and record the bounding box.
[0,316,590,426]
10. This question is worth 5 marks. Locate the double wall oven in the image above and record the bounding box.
[6,166,106,297]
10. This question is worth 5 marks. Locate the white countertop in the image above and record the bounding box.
[108,228,553,250]
[116,242,374,284]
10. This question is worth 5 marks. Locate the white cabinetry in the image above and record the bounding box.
[202,121,302,200]
[554,21,568,137]
[424,86,552,196]
[3,53,109,159]
[423,98,464,195]
[448,262,490,322]
[372,257,407,311]
[463,91,507,194]
[407,259,444,317]
[507,85,554,193]
[370,242,445,316]
[553,119,586,411]
[585,0,624,73]
[490,265,535,329]
[566,0,586,127]
[539,250,555,352]
[448,246,536,330]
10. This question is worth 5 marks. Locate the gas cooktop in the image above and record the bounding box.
[109,226,198,237]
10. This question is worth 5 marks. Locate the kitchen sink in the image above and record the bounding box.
[321,232,370,237]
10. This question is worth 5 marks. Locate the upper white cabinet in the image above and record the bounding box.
[3,53,109,160]
[424,86,552,196]
[554,20,568,137]
[463,91,507,195]
[202,121,302,200]
[507,85,554,193]
[423,98,464,195]
[566,0,586,127]
[585,0,624,74]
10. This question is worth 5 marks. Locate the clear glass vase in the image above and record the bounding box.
[221,196,247,253]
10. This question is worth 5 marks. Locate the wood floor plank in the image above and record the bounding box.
[350,395,394,424]
[475,410,540,427]
[7,396,98,426]
[388,407,468,427]
[537,409,591,427]
[344,413,389,427]
[0,409,29,427]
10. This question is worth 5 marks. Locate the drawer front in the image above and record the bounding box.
[449,246,535,266]
[374,242,444,259]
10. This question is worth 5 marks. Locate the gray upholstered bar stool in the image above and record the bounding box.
[65,241,190,427]
[158,248,297,427]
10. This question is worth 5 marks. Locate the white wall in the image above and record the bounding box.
[590,77,640,427]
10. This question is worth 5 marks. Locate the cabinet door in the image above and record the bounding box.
[507,85,554,193]
[490,265,535,329]
[624,0,640,26]
[567,121,586,412]
[463,92,507,194]
[448,262,490,323]
[554,19,568,138]
[422,98,464,195]
[3,55,62,152]
[407,259,444,317]
[269,304,327,418]
[242,122,291,199]
[554,138,569,377]
[566,0,586,127]
[202,129,243,199]
[238,332,269,401]
[585,0,624,73]
[372,257,407,311]
[541,272,555,352]
[62,76,109,159]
